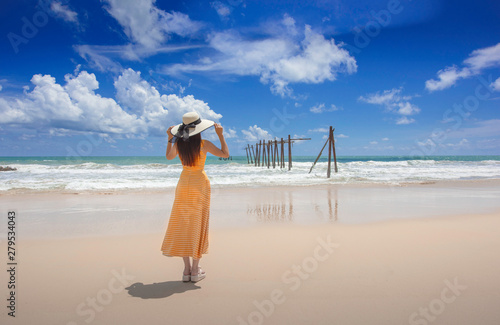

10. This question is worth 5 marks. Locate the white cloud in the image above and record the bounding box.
[75,43,202,71]
[164,24,356,97]
[336,134,348,138]
[359,88,417,110]
[75,0,204,64]
[0,85,2,92]
[308,127,329,133]
[309,103,341,113]
[0,68,222,137]
[416,139,434,148]
[310,104,325,113]
[203,124,237,142]
[464,43,500,72]
[282,13,298,36]
[114,68,222,135]
[19,134,36,141]
[56,71,146,134]
[359,87,420,124]
[265,25,357,96]
[224,127,237,139]
[103,0,202,51]
[425,42,500,92]
[74,45,123,73]
[425,66,471,92]
[396,101,420,116]
[369,141,378,145]
[0,72,144,134]
[359,88,400,105]
[211,1,232,20]
[396,116,415,125]
[50,1,78,23]
[382,137,389,141]
[241,125,272,142]
[445,138,469,149]
[492,77,500,92]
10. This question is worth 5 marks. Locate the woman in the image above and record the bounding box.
[161,112,229,283]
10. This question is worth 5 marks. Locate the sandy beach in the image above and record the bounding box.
[1,181,500,324]
[1,0,499,322]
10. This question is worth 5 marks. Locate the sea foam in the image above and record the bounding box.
[1,157,499,192]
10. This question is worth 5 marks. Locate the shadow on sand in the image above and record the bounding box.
[125,281,201,299]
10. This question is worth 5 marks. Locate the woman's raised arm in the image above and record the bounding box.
[166,125,178,160]
[204,123,229,158]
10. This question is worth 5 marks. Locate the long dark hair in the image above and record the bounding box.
[176,133,201,166]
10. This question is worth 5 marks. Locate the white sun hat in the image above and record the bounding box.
[169,112,215,143]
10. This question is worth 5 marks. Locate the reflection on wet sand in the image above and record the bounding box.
[247,202,294,223]
[247,187,339,223]
[328,188,338,222]
[313,188,338,222]
[247,191,294,223]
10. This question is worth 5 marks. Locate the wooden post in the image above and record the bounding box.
[271,141,275,168]
[261,140,264,167]
[257,141,261,167]
[248,144,254,164]
[309,137,329,174]
[254,143,257,166]
[273,140,278,168]
[263,140,266,167]
[267,141,271,169]
[264,141,267,168]
[327,126,333,178]
[260,141,263,166]
[275,140,279,168]
[280,139,282,168]
[245,147,250,164]
[288,134,292,170]
[282,139,284,169]
[327,128,332,177]
[262,140,266,167]
[270,140,273,168]
[332,129,338,173]
[250,145,255,165]
[309,127,337,176]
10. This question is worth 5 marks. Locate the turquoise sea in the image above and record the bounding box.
[1,155,500,192]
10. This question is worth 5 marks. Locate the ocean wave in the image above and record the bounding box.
[1,158,500,192]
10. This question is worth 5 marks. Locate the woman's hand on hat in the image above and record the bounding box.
[214,123,224,136]
[167,125,175,138]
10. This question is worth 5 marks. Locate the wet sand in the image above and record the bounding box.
[1,180,500,324]
[1,179,500,238]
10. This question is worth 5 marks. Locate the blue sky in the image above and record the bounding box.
[1,0,499,157]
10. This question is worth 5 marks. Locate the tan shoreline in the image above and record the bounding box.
[2,178,500,240]
[0,180,499,324]
[1,210,499,324]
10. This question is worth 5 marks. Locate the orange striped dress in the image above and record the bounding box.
[161,140,210,259]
